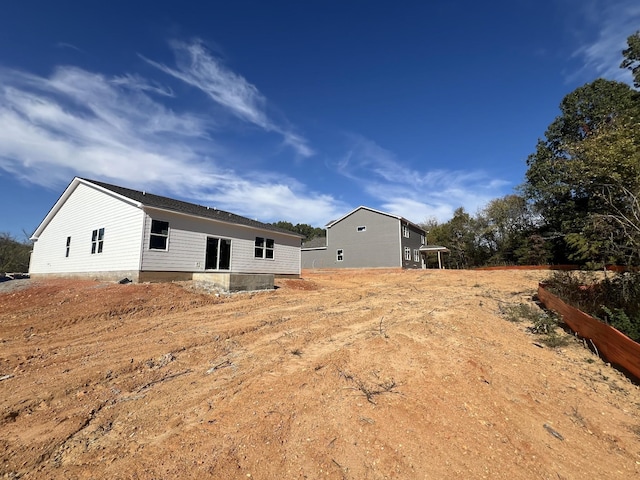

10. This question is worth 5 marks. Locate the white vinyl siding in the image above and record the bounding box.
[29,183,144,274]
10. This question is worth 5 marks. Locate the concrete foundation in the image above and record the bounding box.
[192,272,274,292]
[29,270,140,282]
[137,271,194,283]
[29,270,277,292]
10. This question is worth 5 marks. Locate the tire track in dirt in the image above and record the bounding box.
[3,270,640,479]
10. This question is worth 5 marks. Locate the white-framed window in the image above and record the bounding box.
[421,233,425,245]
[402,225,410,238]
[91,228,104,254]
[255,237,275,259]
[404,247,411,261]
[337,249,344,261]
[357,226,366,232]
[414,249,420,262]
[65,236,71,258]
[149,220,169,250]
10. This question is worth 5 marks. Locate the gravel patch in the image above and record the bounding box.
[0,278,33,294]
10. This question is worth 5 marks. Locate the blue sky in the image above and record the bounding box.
[1,0,638,239]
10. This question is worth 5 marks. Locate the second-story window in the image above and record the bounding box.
[402,225,410,238]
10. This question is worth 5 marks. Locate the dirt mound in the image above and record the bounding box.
[1,269,639,479]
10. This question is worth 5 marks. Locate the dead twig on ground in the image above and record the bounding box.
[136,369,192,392]
[206,360,232,374]
[338,369,398,404]
[378,316,389,338]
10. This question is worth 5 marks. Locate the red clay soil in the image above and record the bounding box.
[1,269,639,479]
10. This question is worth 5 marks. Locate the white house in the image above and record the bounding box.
[29,178,303,290]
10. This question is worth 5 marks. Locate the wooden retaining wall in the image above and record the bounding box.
[477,265,579,271]
[537,283,640,381]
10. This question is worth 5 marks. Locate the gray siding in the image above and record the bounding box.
[140,209,300,275]
[302,208,402,268]
[400,222,426,269]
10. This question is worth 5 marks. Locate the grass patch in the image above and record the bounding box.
[501,301,571,348]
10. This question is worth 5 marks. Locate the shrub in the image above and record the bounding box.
[543,271,640,343]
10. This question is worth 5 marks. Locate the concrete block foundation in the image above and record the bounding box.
[192,272,274,292]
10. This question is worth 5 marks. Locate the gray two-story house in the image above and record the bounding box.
[301,206,427,269]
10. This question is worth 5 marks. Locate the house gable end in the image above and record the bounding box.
[31,177,142,240]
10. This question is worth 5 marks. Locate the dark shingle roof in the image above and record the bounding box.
[83,178,303,238]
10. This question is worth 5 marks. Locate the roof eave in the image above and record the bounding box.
[142,205,305,238]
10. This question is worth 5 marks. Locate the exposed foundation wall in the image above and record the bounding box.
[29,270,140,282]
[138,271,194,283]
[192,272,274,291]
[30,270,279,292]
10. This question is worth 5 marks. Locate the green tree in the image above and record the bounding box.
[0,233,31,273]
[567,114,640,265]
[523,78,640,265]
[428,208,478,269]
[621,31,640,88]
[272,221,325,240]
[477,194,539,265]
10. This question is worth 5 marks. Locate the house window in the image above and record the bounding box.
[414,249,420,262]
[150,220,170,250]
[421,233,425,245]
[91,228,104,254]
[255,237,275,259]
[337,249,344,261]
[357,226,366,232]
[404,247,411,261]
[65,236,71,258]
[402,225,410,238]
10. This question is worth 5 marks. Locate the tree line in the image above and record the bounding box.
[0,233,31,274]
[418,32,640,269]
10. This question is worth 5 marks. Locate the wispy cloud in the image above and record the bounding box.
[570,0,640,84]
[143,40,313,157]
[338,135,510,223]
[0,51,337,226]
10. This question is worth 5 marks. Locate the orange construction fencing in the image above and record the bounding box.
[537,283,640,382]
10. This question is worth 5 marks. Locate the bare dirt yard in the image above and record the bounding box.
[1,269,639,479]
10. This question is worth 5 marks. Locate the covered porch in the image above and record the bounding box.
[419,245,450,269]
